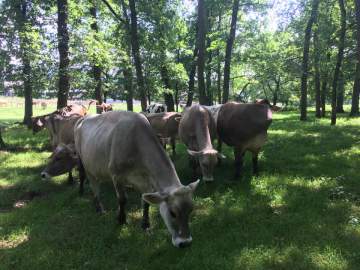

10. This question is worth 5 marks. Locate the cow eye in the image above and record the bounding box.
[169,210,176,218]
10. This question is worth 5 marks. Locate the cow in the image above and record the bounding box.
[145,112,181,156]
[30,103,88,134]
[217,102,273,178]
[179,104,224,182]
[41,111,200,248]
[96,102,113,113]
[41,114,83,184]
[145,103,167,114]
[254,99,281,112]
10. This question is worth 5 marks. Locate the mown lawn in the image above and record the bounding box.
[0,106,360,270]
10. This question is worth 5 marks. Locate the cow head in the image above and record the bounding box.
[41,144,78,180]
[187,149,224,182]
[31,116,46,133]
[143,179,200,248]
[255,99,281,112]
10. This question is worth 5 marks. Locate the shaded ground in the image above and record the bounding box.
[0,109,359,269]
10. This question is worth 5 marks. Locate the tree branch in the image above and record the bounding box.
[100,0,125,24]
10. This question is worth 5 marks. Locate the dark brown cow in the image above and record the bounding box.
[30,104,88,134]
[217,102,273,178]
[179,104,223,182]
[145,112,181,156]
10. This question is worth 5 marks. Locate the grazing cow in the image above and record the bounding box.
[145,103,167,114]
[217,102,273,178]
[31,104,88,134]
[42,111,200,248]
[145,112,181,156]
[203,104,223,126]
[179,104,223,182]
[41,114,83,183]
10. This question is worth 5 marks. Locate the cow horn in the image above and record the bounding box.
[188,179,200,192]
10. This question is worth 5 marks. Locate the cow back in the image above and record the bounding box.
[217,102,272,147]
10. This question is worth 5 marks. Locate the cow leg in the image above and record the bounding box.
[67,170,74,185]
[89,176,105,214]
[141,199,150,230]
[252,150,260,176]
[234,148,245,178]
[78,159,85,196]
[171,136,176,156]
[113,180,127,225]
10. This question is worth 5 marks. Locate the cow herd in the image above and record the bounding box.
[30,100,278,248]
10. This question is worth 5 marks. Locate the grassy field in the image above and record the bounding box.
[0,104,360,270]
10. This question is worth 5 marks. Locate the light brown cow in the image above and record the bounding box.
[42,111,200,248]
[179,104,223,182]
[30,104,88,134]
[217,102,273,178]
[41,114,83,184]
[145,112,181,156]
[96,102,113,113]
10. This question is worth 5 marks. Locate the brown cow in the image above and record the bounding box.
[179,104,224,182]
[96,102,113,113]
[217,102,273,178]
[41,114,83,183]
[145,112,181,156]
[255,99,281,112]
[41,111,200,248]
[30,103,88,134]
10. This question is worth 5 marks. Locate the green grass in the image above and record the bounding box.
[1,105,360,269]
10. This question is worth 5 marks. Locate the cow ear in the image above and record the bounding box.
[174,116,182,122]
[188,179,200,192]
[187,149,202,157]
[142,192,168,204]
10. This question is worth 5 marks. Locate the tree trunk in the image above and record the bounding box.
[0,129,5,150]
[206,49,213,105]
[273,77,280,106]
[160,66,175,112]
[300,0,319,121]
[351,0,360,116]
[56,0,70,109]
[314,23,321,118]
[16,0,33,127]
[321,78,327,117]
[120,0,133,111]
[222,0,240,104]
[216,13,222,104]
[129,0,147,111]
[90,1,103,114]
[186,47,198,107]
[331,0,346,125]
[197,0,209,105]
[336,72,345,113]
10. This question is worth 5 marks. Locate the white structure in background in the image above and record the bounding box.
[145,103,168,113]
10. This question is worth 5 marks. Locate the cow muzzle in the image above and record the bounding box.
[172,236,192,248]
[40,171,51,181]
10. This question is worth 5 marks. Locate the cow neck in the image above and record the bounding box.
[194,112,213,152]
[141,139,181,193]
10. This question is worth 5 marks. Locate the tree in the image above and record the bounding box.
[331,0,346,125]
[300,0,319,121]
[351,0,360,116]
[15,0,33,126]
[56,0,70,109]
[90,0,103,113]
[222,0,240,104]
[197,0,209,105]
[313,22,321,118]
[129,0,147,111]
